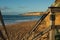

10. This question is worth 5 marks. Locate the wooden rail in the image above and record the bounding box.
[0,10,9,40]
[32,26,51,40]
[21,12,50,40]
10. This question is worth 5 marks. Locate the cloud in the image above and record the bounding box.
[0,6,11,10]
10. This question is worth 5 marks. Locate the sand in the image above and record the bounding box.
[0,21,37,40]
[0,20,48,40]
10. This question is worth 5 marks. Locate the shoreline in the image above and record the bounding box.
[0,20,37,25]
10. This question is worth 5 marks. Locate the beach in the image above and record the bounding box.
[1,13,60,40]
[0,19,48,40]
[0,21,37,40]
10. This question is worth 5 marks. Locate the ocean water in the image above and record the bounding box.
[0,15,41,25]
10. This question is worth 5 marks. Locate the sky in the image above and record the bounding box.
[0,0,55,15]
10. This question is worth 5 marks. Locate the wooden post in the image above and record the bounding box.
[49,7,55,40]
[49,7,60,40]
[0,10,9,40]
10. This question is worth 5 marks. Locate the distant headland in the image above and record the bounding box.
[20,12,45,16]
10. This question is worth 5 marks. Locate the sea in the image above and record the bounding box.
[0,15,41,25]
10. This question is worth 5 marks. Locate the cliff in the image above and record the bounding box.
[21,12,44,16]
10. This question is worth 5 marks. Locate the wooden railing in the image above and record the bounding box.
[0,10,9,40]
[21,12,50,40]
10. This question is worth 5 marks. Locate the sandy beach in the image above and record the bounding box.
[0,21,38,40]
[0,20,48,40]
